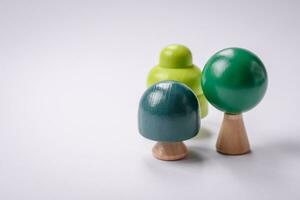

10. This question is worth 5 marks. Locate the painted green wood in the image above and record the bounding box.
[201,47,268,114]
[147,44,208,118]
[138,81,200,142]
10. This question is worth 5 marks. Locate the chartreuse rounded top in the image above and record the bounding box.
[201,47,268,114]
[147,44,208,118]
[147,44,203,95]
[159,44,193,68]
[138,81,200,142]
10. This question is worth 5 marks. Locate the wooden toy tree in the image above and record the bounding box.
[201,48,268,155]
[138,81,200,160]
[147,44,208,118]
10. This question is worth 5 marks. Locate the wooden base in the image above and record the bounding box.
[152,142,188,161]
[216,113,250,155]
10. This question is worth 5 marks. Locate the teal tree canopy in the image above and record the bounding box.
[138,81,200,142]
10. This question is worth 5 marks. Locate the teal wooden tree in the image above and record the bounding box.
[138,81,200,160]
[201,48,268,155]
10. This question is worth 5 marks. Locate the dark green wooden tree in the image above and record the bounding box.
[201,47,268,155]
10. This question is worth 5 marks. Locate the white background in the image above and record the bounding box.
[1,0,300,199]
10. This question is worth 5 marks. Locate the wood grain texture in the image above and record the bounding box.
[216,113,250,155]
[152,142,188,161]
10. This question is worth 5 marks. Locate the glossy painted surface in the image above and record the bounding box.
[138,81,200,142]
[147,44,208,118]
[201,47,268,114]
[159,44,193,68]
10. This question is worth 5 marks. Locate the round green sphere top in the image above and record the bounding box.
[201,47,268,114]
[159,44,193,68]
[138,81,200,142]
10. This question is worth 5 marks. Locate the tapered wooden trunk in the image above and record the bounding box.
[216,113,250,155]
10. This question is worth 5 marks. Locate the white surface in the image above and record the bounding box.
[1,0,300,199]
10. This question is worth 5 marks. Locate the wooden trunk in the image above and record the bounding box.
[216,113,250,155]
[152,142,188,161]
